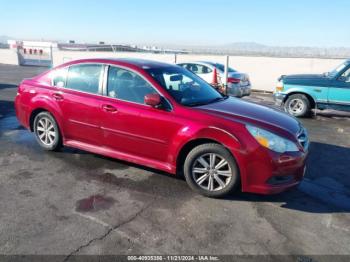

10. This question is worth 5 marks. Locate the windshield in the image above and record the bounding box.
[212,63,236,73]
[146,66,225,106]
[328,62,348,78]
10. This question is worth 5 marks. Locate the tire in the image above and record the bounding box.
[183,143,240,198]
[33,111,62,151]
[284,94,311,117]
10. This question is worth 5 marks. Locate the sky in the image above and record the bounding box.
[0,0,349,47]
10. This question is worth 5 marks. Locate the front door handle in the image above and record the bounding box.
[102,104,118,113]
[52,92,64,101]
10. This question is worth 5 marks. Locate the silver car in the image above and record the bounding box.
[177,61,251,97]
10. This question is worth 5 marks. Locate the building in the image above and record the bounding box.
[8,40,57,66]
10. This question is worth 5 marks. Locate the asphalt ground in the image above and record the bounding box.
[0,64,349,260]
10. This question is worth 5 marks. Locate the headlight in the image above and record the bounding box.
[247,125,299,153]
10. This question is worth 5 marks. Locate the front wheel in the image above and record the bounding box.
[284,94,311,117]
[33,111,62,151]
[183,143,240,198]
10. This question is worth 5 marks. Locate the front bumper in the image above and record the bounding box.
[273,93,287,106]
[235,146,308,195]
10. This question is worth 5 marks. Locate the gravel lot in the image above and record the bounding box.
[0,64,350,260]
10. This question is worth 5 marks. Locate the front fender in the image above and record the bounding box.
[169,125,245,173]
[193,126,242,151]
[283,84,323,103]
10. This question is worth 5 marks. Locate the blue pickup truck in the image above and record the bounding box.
[274,59,350,117]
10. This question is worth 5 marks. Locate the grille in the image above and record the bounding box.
[297,128,309,150]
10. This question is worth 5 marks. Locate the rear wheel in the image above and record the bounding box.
[284,94,311,117]
[183,143,239,198]
[33,112,62,151]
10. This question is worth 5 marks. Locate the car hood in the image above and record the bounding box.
[196,97,301,136]
[281,73,330,86]
[282,74,324,79]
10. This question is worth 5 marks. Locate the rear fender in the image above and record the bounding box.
[29,95,63,134]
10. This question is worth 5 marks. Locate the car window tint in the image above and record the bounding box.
[214,63,236,73]
[190,64,200,73]
[52,68,68,87]
[66,64,103,94]
[184,64,193,71]
[107,66,157,104]
[197,65,212,74]
[146,66,222,106]
[341,68,350,82]
[182,64,212,74]
[162,73,196,91]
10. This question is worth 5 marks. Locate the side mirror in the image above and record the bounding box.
[338,76,347,82]
[144,93,161,107]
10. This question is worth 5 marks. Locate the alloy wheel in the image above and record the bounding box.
[288,98,305,114]
[191,153,232,192]
[36,117,56,146]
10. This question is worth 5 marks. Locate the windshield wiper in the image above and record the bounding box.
[185,96,228,107]
[185,101,211,107]
[207,95,229,104]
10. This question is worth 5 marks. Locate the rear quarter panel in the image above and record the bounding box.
[16,79,63,132]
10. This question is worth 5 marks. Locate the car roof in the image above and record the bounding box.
[198,61,222,66]
[177,61,225,69]
[61,58,177,70]
[178,61,221,65]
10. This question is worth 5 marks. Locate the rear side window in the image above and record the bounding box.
[179,63,190,69]
[196,64,212,74]
[66,64,103,94]
[107,66,157,104]
[179,63,195,72]
[52,68,68,87]
[180,63,212,74]
[214,63,236,73]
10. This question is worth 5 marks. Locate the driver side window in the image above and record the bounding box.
[341,68,350,82]
[107,66,157,104]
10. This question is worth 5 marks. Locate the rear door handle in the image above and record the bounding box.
[52,92,64,101]
[102,104,118,113]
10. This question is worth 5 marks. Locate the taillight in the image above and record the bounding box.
[227,77,241,84]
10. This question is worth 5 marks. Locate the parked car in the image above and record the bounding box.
[15,58,308,197]
[177,61,251,97]
[274,59,350,117]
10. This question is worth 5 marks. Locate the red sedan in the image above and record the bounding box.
[15,58,308,197]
